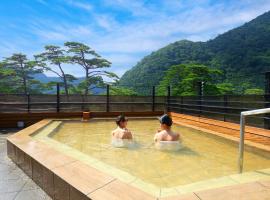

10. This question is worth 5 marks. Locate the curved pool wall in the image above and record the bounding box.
[6,114,270,199]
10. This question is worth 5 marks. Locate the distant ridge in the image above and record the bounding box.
[33,74,105,94]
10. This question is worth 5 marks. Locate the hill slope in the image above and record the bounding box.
[120,11,270,93]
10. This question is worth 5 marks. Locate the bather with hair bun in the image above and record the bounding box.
[111,114,133,147]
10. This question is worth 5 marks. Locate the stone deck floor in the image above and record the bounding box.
[0,129,51,200]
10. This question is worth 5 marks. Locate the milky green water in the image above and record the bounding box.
[49,118,270,188]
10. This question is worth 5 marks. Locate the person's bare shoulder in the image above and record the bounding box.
[154,130,166,141]
[112,128,121,136]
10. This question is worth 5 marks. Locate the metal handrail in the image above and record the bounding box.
[238,107,270,173]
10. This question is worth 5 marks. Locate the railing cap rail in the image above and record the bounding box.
[241,108,270,116]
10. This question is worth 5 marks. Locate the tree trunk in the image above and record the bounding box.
[23,76,27,95]
[20,62,27,95]
[84,69,89,96]
[58,64,69,97]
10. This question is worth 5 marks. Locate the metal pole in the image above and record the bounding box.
[238,108,270,173]
[167,86,171,112]
[238,114,245,173]
[152,86,155,112]
[27,93,30,113]
[56,83,60,112]
[106,85,110,112]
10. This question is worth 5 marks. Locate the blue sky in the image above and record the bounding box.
[0,0,270,77]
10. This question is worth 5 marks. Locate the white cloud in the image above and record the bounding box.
[2,0,270,77]
[102,0,155,16]
[94,14,118,31]
[29,19,94,42]
[64,0,93,11]
[36,0,47,5]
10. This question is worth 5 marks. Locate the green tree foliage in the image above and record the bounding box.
[216,83,234,95]
[157,64,223,96]
[65,42,118,95]
[0,42,118,95]
[35,45,75,96]
[120,11,270,94]
[109,86,138,96]
[0,62,17,93]
[244,88,264,95]
[2,54,43,94]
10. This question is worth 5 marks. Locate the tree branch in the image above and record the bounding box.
[42,67,63,78]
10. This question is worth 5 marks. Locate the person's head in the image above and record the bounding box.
[116,114,128,128]
[159,114,173,130]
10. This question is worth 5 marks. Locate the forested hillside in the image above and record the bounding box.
[120,11,270,94]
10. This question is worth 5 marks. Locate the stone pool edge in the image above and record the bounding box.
[32,119,270,198]
[6,116,270,200]
[6,119,155,200]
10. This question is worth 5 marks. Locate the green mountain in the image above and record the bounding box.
[120,11,270,94]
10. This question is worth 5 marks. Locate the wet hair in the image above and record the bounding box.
[116,114,128,126]
[159,114,173,127]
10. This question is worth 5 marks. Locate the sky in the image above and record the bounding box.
[0,0,270,78]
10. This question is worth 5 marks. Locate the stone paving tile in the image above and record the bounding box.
[21,179,41,191]
[259,180,270,188]
[195,182,270,200]
[0,178,26,194]
[0,130,52,200]
[0,191,18,200]
[14,189,52,200]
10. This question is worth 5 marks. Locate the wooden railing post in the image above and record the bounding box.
[264,94,270,129]
[56,83,60,113]
[106,85,110,112]
[152,86,155,112]
[223,95,228,121]
[197,81,204,117]
[167,86,171,113]
[180,96,183,113]
[81,94,84,111]
[27,93,30,113]
[264,72,270,129]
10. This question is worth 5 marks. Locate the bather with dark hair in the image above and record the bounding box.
[112,114,133,140]
[154,114,180,142]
